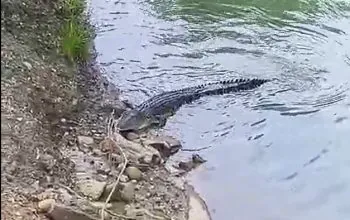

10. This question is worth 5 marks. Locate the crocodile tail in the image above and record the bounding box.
[198,78,270,96]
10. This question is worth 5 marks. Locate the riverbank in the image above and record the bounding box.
[1,0,210,219]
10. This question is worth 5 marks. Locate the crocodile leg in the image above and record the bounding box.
[156,116,168,127]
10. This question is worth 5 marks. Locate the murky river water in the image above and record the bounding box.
[89,0,350,219]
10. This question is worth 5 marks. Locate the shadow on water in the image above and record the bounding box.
[89,0,350,219]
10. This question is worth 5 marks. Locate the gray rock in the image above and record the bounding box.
[38,199,55,213]
[125,132,139,141]
[77,179,106,201]
[178,154,207,172]
[102,183,122,202]
[72,98,78,106]
[77,136,94,145]
[178,161,193,172]
[145,135,182,158]
[139,154,162,165]
[192,154,207,164]
[89,201,112,209]
[125,166,142,181]
[120,174,129,183]
[46,204,98,220]
[91,148,102,156]
[120,182,135,203]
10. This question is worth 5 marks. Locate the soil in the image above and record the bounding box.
[1,0,211,220]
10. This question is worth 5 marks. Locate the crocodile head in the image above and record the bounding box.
[116,109,160,132]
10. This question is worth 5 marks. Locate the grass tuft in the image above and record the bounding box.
[63,0,85,17]
[61,19,90,62]
[59,0,91,63]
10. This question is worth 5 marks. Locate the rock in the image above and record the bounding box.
[138,154,162,165]
[178,154,207,172]
[77,136,94,145]
[138,155,152,164]
[91,148,102,156]
[38,199,55,213]
[165,163,181,174]
[178,161,194,172]
[125,132,139,141]
[151,154,162,165]
[77,179,106,200]
[120,182,136,203]
[192,154,207,164]
[72,98,78,106]
[46,204,98,220]
[102,183,122,202]
[96,167,110,176]
[144,135,182,158]
[120,174,129,183]
[89,201,112,209]
[38,154,56,172]
[23,61,32,70]
[110,133,162,164]
[125,166,142,181]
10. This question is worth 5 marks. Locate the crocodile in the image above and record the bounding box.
[116,78,270,132]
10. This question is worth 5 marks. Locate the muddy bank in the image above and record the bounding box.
[1,0,210,219]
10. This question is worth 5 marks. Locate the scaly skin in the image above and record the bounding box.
[117,78,271,132]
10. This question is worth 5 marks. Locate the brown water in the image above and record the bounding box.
[88,0,350,219]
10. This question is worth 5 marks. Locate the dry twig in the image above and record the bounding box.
[100,111,128,220]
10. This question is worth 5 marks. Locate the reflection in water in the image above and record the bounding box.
[89,0,350,219]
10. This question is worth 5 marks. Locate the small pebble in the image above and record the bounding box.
[125,166,142,181]
[38,199,55,213]
[77,136,94,145]
[23,61,32,70]
[120,174,129,183]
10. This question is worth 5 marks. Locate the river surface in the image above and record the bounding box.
[89,0,350,219]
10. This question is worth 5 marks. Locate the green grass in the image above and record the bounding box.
[63,0,85,17]
[59,0,91,62]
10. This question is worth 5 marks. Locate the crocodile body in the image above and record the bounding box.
[117,78,270,132]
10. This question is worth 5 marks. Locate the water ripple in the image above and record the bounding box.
[253,83,349,116]
[205,46,265,56]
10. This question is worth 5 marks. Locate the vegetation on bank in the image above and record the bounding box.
[59,0,92,63]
